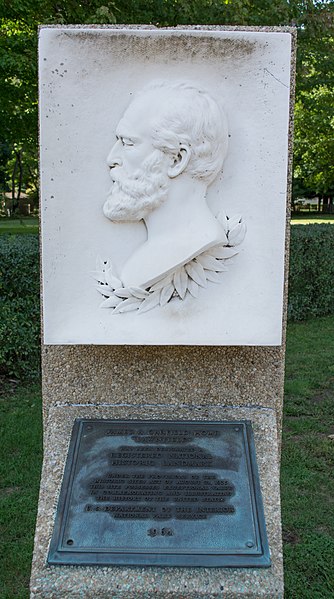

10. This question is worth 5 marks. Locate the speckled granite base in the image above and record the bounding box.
[30,405,283,598]
[41,343,286,427]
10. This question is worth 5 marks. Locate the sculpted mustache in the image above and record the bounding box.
[108,149,166,187]
[108,173,168,199]
[108,179,150,199]
[108,169,149,194]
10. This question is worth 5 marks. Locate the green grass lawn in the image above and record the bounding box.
[282,316,334,598]
[0,316,333,597]
[0,217,39,235]
[291,212,334,225]
[0,213,333,236]
[0,382,42,598]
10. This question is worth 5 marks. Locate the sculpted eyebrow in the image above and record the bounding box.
[115,125,137,142]
[116,133,138,146]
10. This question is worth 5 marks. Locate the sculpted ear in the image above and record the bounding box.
[167,145,191,178]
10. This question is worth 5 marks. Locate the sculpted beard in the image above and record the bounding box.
[103,150,169,222]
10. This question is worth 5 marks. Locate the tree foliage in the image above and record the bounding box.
[0,16,38,209]
[0,1,333,211]
[0,1,119,211]
[292,2,334,206]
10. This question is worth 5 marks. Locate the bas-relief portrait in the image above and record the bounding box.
[95,81,246,314]
[39,28,291,344]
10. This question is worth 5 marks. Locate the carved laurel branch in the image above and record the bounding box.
[93,213,246,314]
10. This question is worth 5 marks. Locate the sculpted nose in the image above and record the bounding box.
[107,141,123,169]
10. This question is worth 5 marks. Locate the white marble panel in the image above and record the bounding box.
[39,27,291,345]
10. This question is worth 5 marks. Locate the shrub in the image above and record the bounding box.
[0,235,40,379]
[288,224,334,321]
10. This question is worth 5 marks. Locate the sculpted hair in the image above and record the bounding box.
[137,81,228,184]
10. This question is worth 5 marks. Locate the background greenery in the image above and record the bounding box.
[0,234,40,379]
[282,315,334,598]
[0,0,334,214]
[288,224,334,321]
[0,383,42,599]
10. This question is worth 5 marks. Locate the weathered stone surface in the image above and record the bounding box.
[40,25,292,346]
[41,344,286,426]
[31,405,283,598]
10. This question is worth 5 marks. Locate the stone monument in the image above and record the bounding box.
[31,25,295,598]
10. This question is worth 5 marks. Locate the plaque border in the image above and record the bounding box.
[47,419,271,567]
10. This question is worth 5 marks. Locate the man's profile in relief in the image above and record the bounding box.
[102,81,230,290]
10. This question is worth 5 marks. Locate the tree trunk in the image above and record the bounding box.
[11,154,18,213]
[27,163,38,191]
[15,150,23,203]
[322,196,330,213]
[10,150,23,214]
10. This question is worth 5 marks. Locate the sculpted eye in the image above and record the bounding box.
[121,137,134,147]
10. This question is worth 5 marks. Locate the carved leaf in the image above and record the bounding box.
[173,267,188,299]
[227,221,247,246]
[95,284,114,297]
[129,287,150,299]
[91,270,107,284]
[113,297,142,314]
[211,259,228,272]
[160,283,174,306]
[105,268,122,290]
[185,262,207,287]
[100,296,122,308]
[138,290,161,313]
[226,214,243,230]
[150,274,173,292]
[205,270,224,283]
[95,210,245,313]
[113,287,132,299]
[207,246,239,259]
[216,211,230,236]
[187,278,200,298]
[195,254,226,271]
[195,254,214,270]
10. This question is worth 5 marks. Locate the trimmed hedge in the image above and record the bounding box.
[0,225,333,378]
[288,224,334,321]
[0,235,40,379]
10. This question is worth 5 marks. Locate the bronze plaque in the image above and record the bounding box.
[48,420,270,567]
